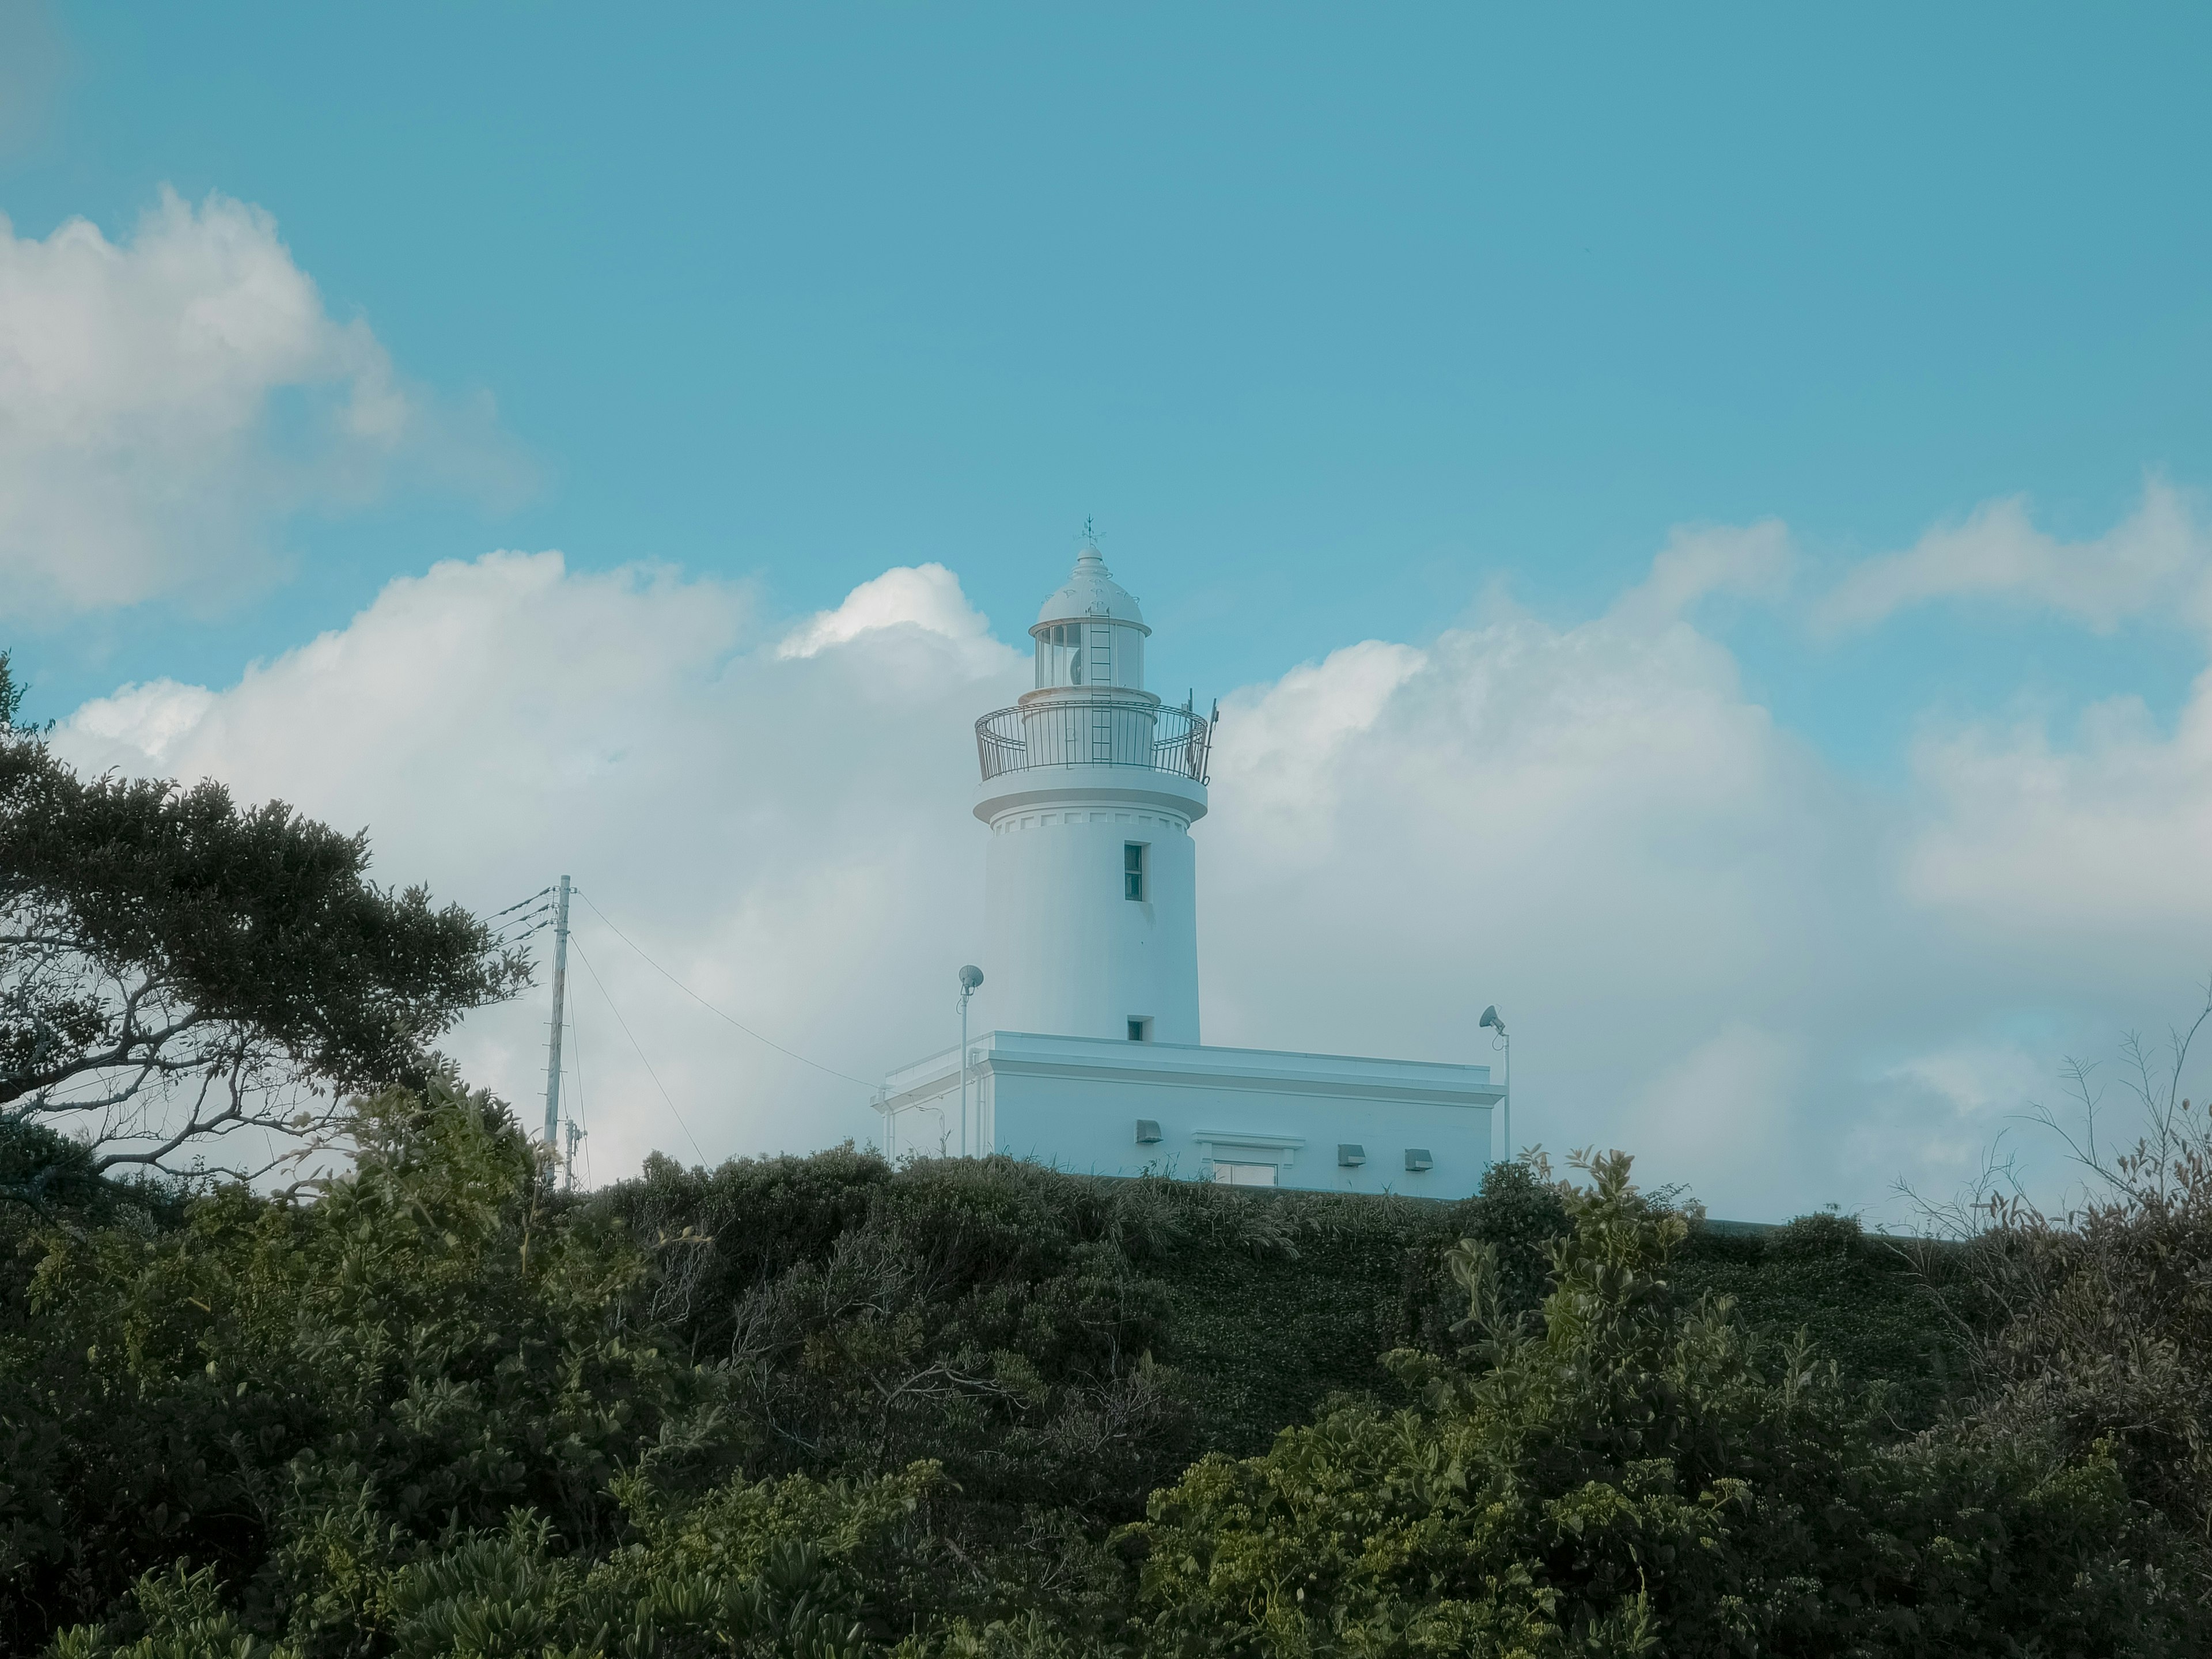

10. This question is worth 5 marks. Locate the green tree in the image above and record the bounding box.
[0,652,527,1201]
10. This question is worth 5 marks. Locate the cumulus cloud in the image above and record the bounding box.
[0,187,523,618]
[58,552,1027,1179]
[776,562,1007,675]
[1202,555,1888,1214]
[51,509,2212,1218]
[1816,478,2212,635]
[1608,518,1794,629]
[1906,673,2212,946]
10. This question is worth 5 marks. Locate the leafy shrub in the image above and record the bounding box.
[1766,1206,1865,1258]
[1943,1091,2212,1543]
[1391,1157,1574,1354]
[1128,1151,2205,1656]
[2,1080,708,1653]
[11,1110,2205,1656]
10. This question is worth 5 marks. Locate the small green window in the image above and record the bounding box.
[1124,842,1145,901]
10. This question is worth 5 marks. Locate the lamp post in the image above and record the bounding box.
[957,965,984,1157]
[1479,1004,1509,1166]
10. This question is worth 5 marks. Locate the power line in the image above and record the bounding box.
[487,887,553,919]
[493,908,555,948]
[569,935,707,1164]
[574,889,875,1087]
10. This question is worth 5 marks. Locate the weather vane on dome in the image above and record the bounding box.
[1079,515,1101,551]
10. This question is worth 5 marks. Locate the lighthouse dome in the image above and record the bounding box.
[1036,546,1148,633]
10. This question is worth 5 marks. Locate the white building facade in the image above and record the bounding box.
[879,544,1500,1195]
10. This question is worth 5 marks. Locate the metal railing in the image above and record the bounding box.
[976,695,1213,784]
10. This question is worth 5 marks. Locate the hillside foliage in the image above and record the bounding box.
[3,1085,2206,1656]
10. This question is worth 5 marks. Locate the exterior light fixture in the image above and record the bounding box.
[958,965,984,1157]
[1479,1005,1510,1166]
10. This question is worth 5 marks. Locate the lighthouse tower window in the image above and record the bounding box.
[1124,842,1146,900]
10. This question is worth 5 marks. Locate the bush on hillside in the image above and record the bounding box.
[1767,1206,1865,1259]
[1389,1157,1573,1355]
[10,1102,2207,1656]
[1944,1092,2212,1544]
[2,1079,721,1652]
[1129,1150,2203,1656]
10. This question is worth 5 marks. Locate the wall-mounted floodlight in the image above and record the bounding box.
[1479,1004,1510,1169]
[957,966,985,1156]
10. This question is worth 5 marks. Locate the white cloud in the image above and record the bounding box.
[51,507,2212,1219]
[65,678,217,764]
[0,187,522,619]
[1632,1025,1800,1194]
[1905,672,2212,946]
[1608,518,1794,630]
[58,552,1027,1180]
[1816,478,2212,635]
[1201,560,1880,1216]
[1210,639,1425,865]
[775,562,1007,674]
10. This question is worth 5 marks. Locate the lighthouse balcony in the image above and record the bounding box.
[976,694,1213,783]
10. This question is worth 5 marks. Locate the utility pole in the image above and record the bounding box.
[543,874,571,1147]
[563,1117,583,1192]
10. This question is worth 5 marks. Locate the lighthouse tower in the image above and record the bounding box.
[972,545,1211,1044]
[878,537,1499,1193]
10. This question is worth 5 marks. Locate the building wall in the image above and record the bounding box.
[880,1031,1498,1198]
[979,789,1203,1044]
[993,1071,1488,1196]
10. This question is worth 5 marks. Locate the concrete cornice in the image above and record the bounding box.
[974,766,1209,825]
[880,1029,1501,1116]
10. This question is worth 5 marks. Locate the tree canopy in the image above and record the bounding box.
[0,651,529,1199]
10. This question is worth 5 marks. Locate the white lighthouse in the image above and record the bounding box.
[880,540,1502,1193]
[975,546,1207,1045]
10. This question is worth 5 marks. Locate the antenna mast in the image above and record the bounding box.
[543,874,571,1146]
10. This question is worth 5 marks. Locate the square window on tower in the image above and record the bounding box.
[1124,842,1146,901]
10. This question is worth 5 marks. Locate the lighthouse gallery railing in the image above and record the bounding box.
[976,696,1213,785]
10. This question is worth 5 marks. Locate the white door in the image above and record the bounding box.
[1210,1161,1278,1187]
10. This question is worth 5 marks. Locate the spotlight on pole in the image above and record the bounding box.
[1479,1005,1510,1169]
[957,966,984,1157]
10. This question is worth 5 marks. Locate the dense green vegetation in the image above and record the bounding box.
[4,1092,2205,1655]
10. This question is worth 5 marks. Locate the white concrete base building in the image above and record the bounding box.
[877,543,1500,1194]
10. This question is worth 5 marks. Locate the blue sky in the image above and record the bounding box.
[10,4,2210,748]
[7,3,2212,1214]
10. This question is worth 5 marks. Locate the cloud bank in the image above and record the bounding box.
[54,497,2212,1219]
[1817,478,2212,635]
[0,188,522,618]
